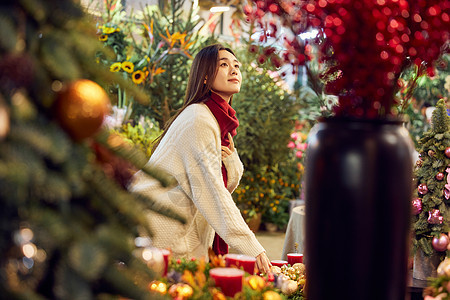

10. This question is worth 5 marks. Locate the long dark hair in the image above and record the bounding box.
[152,44,236,153]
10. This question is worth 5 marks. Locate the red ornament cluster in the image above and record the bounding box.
[247,0,450,118]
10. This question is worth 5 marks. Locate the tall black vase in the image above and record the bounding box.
[305,118,413,300]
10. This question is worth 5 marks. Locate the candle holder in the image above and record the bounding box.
[160,249,170,276]
[209,267,245,297]
[271,260,288,268]
[287,253,303,265]
[225,253,256,274]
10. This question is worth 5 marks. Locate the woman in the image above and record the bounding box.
[130,44,272,273]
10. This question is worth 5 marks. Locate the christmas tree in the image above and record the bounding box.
[413,99,450,257]
[0,0,184,298]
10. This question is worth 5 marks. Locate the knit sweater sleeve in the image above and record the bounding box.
[222,150,244,193]
[178,106,265,258]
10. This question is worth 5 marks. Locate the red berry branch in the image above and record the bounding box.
[246,0,450,118]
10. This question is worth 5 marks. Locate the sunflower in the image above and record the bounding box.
[99,35,108,41]
[132,70,146,84]
[121,61,134,73]
[103,27,116,34]
[110,62,121,72]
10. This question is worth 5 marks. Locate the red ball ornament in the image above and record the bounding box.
[432,234,450,252]
[418,183,428,195]
[54,79,110,141]
[436,172,445,181]
[411,198,423,215]
[428,209,444,224]
[445,147,450,158]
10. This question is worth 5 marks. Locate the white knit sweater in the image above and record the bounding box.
[130,103,266,260]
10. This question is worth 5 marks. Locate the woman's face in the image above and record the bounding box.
[211,50,242,102]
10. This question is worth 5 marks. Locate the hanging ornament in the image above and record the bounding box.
[428,150,436,157]
[90,135,136,189]
[445,147,450,158]
[428,209,444,224]
[416,159,423,168]
[54,79,110,141]
[411,198,423,215]
[418,183,428,195]
[432,234,450,252]
[436,172,445,181]
[0,53,34,91]
[445,189,450,200]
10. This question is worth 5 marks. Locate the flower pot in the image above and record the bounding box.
[304,117,412,300]
[412,248,440,280]
[246,212,262,233]
[264,222,278,233]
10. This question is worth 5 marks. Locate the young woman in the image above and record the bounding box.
[130,44,272,273]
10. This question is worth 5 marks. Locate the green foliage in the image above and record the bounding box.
[407,54,449,105]
[96,0,217,128]
[112,118,163,159]
[413,99,450,257]
[231,50,301,227]
[0,0,183,298]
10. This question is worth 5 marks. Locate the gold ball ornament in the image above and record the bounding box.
[54,79,110,141]
[263,291,283,300]
[292,263,306,275]
[270,266,282,275]
[437,257,450,277]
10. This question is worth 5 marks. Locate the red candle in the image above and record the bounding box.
[287,253,303,265]
[271,260,288,268]
[160,249,170,276]
[209,268,244,297]
[225,253,256,274]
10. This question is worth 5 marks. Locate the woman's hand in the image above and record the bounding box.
[221,132,235,160]
[255,251,272,274]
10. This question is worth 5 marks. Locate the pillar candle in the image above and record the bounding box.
[209,268,244,297]
[225,253,256,274]
[271,260,288,268]
[287,253,303,265]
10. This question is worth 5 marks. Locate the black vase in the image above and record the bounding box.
[304,118,413,300]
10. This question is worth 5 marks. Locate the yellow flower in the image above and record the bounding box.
[99,35,108,41]
[103,27,116,34]
[110,62,121,72]
[160,29,188,48]
[132,70,146,84]
[121,61,134,73]
[272,207,277,212]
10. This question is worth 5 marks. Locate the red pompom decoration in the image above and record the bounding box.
[436,172,445,180]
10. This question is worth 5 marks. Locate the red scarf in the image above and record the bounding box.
[204,92,239,256]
